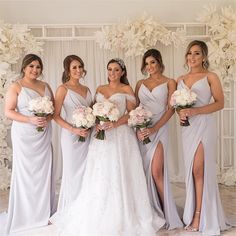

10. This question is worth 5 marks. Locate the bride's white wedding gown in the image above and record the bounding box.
[51,92,165,236]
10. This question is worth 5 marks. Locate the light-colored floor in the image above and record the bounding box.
[0,183,235,236]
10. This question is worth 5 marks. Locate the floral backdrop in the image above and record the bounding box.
[95,13,186,57]
[197,5,236,89]
[0,5,236,190]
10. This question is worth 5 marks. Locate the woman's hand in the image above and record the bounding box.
[97,121,117,131]
[178,108,198,124]
[29,116,47,127]
[136,127,157,141]
[71,127,90,137]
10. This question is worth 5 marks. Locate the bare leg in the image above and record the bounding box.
[151,142,164,210]
[187,142,204,231]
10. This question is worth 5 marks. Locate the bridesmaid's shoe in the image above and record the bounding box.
[184,225,198,232]
[184,211,200,232]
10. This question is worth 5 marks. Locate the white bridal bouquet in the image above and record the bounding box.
[128,106,152,144]
[92,100,120,140]
[170,88,197,126]
[72,106,96,142]
[28,96,54,132]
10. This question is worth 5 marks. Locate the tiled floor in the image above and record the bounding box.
[0,183,235,236]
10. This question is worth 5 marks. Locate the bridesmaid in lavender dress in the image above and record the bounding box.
[3,54,55,235]
[177,40,229,235]
[54,55,92,212]
[135,49,183,230]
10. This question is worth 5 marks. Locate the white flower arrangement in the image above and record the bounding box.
[28,96,54,132]
[170,88,197,126]
[95,13,186,57]
[170,88,197,109]
[0,21,43,97]
[72,106,96,142]
[128,106,152,144]
[197,5,236,86]
[28,96,54,115]
[92,100,120,140]
[0,21,43,190]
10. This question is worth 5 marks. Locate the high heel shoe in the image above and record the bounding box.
[184,211,200,232]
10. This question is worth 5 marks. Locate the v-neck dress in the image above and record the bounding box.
[57,88,92,212]
[5,84,54,234]
[138,82,183,230]
[178,77,230,235]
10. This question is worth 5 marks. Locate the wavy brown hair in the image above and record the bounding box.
[141,49,165,74]
[184,40,210,70]
[20,54,43,77]
[107,58,129,85]
[62,55,87,83]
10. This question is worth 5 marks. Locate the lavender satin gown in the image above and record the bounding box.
[57,88,92,212]
[4,84,54,235]
[51,93,165,236]
[178,77,229,235]
[138,82,183,230]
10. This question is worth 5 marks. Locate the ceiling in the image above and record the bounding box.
[0,0,235,24]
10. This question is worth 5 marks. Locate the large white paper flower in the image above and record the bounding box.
[95,13,186,57]
[197,5,236,86]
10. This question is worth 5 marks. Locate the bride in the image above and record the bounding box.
[50,58,166,235]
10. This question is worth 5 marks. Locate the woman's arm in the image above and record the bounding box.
[179,72,224,119]
[45,82,55,122]
[4,82,46,126]
[134,79,144,106]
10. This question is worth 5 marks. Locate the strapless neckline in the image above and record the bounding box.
[97,92,129,100]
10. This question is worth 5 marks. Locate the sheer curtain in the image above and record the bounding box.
[40,39,187,182]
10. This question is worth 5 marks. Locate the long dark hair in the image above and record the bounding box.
[184,40,210,70]
[141,49,165,74]
[107,58,129,85]
[62,55,87,83]
[20,54,43,77]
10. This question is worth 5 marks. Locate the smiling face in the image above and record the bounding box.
[23,60,42,80]
[186,44,205,69]
[69,60,84,80]
[144,56,160,75]
[107,62,124,82]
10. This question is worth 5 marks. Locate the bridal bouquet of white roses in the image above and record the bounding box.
[28,96,54,132]
[72,106,96,142]
[170,88,197,126]
[128,106,152,144]
[92,100,120,140]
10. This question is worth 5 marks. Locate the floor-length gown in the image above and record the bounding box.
[51,92,165,236]
[178,77,230,235]
[138,82,183,230]
[57,88,92,211]
[4,84,54,235]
